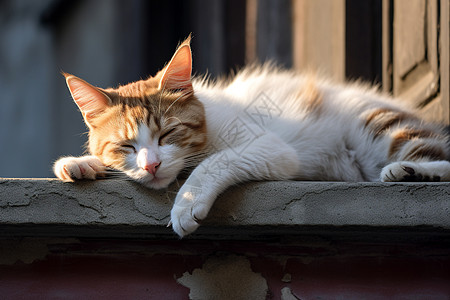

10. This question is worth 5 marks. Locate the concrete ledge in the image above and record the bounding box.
[1,178,450,239]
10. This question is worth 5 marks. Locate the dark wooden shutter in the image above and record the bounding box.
[383,0,449,123]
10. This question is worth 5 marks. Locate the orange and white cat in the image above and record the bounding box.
[54,37,450,237]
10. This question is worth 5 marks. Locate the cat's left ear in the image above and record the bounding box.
[63,73,112,128]
[158,36,193,94]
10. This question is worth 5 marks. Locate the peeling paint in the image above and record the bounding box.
[177,255,268,300]
[281,287,300,300]
[0,237,449,299]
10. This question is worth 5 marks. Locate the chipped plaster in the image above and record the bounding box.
[177,255,268,300]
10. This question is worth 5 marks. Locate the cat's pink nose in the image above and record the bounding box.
[143,162,161,175]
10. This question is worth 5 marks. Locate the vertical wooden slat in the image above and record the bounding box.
[246,0,258,64]
[292,0,345,80]
[392,0,439,107]
[424,0,450,123]
[394,0,426,81]
[440,0,450,123]
[332,0,346,80]
[292,0,305,71]
[382,0,393,93]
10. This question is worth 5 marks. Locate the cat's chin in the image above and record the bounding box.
[140,175,175,190]
[124,169,176,190]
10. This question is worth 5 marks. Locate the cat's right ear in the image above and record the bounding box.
[158,37,193,94]
[63,73,112,127]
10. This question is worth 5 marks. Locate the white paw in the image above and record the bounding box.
[381,161,441,182]
[170,189,209,237]
[53,156,105,182]
[170,204,201,238]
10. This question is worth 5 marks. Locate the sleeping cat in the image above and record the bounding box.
[54,37,450,237]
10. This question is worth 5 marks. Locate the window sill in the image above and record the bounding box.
[1,178,449,240]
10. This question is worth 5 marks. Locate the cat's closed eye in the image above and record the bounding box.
[159,128,177,145]
[120,144,137,153]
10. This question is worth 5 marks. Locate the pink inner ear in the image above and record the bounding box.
[66,76,110,119]
[159,44,193,92]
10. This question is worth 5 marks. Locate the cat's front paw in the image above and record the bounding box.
[170,191,209,237]
[170,204,201,238]
[53,156,105,182]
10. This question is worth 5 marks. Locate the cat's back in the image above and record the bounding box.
[197,64,410,123]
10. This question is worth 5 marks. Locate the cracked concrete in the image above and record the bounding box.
[0,178,173,226]
[0,178,450,238]
[208,181,450,228]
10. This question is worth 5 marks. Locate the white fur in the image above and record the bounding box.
[169,65,450,236]
[194,67,400,181]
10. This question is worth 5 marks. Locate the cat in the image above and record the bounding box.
[54,36,450,237]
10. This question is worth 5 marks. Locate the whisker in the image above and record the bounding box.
[185,152,209,161]
[98,168,131,180]
[98,175,131,181]
[100,171,125,175]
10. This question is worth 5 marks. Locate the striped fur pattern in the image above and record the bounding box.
[54,37,450,237]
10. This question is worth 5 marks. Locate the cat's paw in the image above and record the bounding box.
[170,191,209,237]
[381,161,441,182]
[170,204,201,238]
[53,156,105,182]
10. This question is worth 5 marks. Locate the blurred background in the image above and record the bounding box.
[1,0,447,178]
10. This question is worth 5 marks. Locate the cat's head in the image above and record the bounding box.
[64,37,207,189]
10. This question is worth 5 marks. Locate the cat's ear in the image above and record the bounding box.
[64,73,112,127]
[158,36,193,94]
